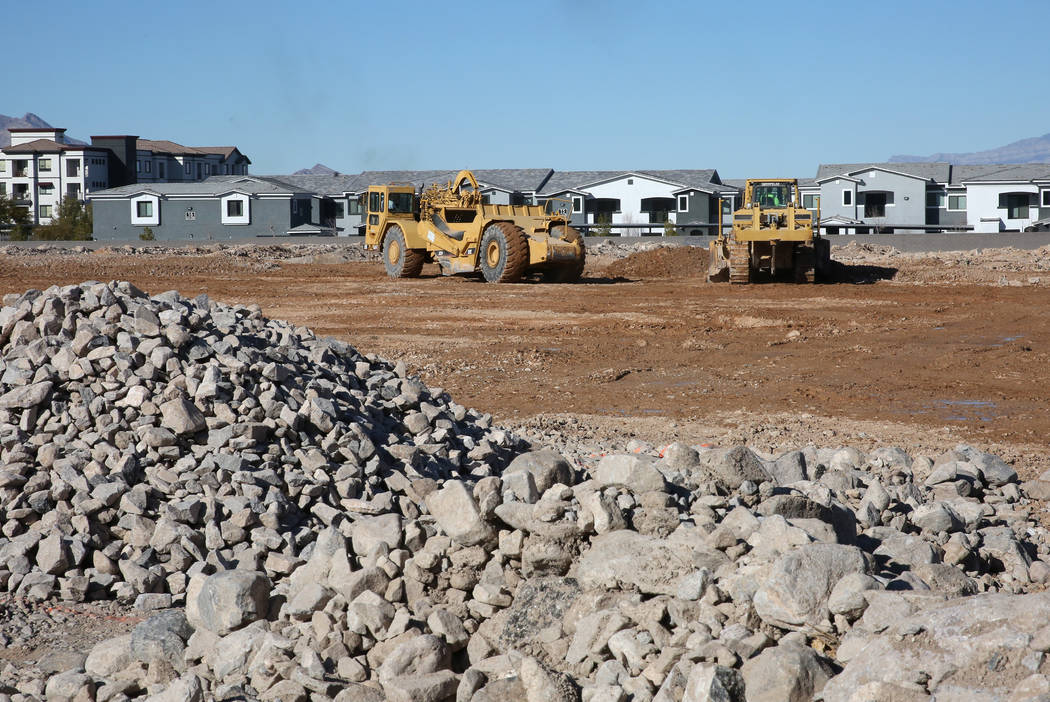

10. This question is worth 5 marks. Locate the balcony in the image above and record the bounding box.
[13,169,28,178]
[11,195,31,206]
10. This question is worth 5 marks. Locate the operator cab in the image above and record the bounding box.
[748,181,796,209]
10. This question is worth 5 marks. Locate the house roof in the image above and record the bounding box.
[263,174,369,196]
[286,223,336,236]
[89,176,313,198]
[956,163,1050,183]
[8,127,66,133]
[2,139,103,154]
[137,139,209,156]
[816,162,952,183]
[470,169,553,192]
[195,146,252,164]
[537,169,732,196]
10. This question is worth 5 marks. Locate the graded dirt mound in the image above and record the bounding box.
[601,244,709,279]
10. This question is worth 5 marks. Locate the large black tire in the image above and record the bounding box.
[543,225,586,283]
[479,222,528,283]
[382,225,424,279]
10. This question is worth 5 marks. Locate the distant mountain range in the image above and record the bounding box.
[294,163,339,175]
[891,132,1050,164]
[0,112,87,147]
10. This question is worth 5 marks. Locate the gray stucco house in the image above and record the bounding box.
[89,176,327,240]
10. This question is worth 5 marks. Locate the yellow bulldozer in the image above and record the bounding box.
[363,170,585,283]
[708,179,831,283]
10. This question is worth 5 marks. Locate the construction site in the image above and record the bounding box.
[1,234,1050,701]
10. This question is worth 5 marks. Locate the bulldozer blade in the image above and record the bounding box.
[707,240,730,282]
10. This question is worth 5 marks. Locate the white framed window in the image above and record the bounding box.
[0,160,6,173]
[1042,190,1050,207]
[221,193,250,224]
[572,196,583,213]
[677,194,688,211]
[39,204,52,218]
[926,192,945,208]
[131,194,160,225]
[39,183,54,195]
[947,194,966,211]
[842,190,853,206]
[39,158,52,172]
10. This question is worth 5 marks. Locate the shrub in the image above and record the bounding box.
[139,226,155,241]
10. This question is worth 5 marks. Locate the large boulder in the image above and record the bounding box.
[190,570,271,635]
[753,543,869,632]
[426,480,496,547]
[823,592,1050,702]
[505,450,574,494]
[595,454,667,494]
[578,530,725,597]
[740,642,834,702]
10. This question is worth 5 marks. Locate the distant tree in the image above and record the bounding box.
[0,193,31,241]
[33,198,92,240]
[139,226,155,241]
[663,220,679,237]
[595,213,613,237]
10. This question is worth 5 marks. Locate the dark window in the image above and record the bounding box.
[926,191,945,208]
[1042,191,1050,207]
[348,198,362,215]
[678,195,688,211]
[388,192,414,213]
[368,192,384,213]
[948,194,966,210]
[227,200,243,217]
[842,190,853,206]
[334,202,345,218]
[136,201,153,217]
[1004,193,1029,219]
[159,162,165,179]
[572,196,583,213]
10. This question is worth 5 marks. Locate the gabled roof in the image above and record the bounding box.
[137,139,209,156]
[956,163,1050,183]
[816,162,952,183]
[471,168,553,192]
[88,176,312,198]
[262,173,369,196]
[195,146,252,164]
[537,169,732,196]
[2,139,104,154]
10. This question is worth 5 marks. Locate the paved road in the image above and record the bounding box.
[3,232,1050,253]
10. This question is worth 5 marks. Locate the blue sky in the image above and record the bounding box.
[7,0,1047,177]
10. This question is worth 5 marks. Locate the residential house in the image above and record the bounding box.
[956,164,1050,232]
[1,127,252,226]
[536,170,736,235]
[0,128,113,225]
[814,162,955,234]
[89,176,322,240]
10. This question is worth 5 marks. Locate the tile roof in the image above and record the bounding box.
[262,174,370,196]
[2,139,102,154]
[815,162,952,183]
[136,139,208,156]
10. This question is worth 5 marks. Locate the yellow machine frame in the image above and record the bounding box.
[363,170,584,283]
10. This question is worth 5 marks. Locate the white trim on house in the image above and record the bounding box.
[677,194,688,211]
[221,193,250,225]
[1041,190,1050,208]
[130,194,160,226]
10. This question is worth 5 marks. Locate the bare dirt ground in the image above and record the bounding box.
[1,240,1048,479]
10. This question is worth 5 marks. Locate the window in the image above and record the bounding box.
[368,192,384,213]
[0,183,5,195]
[39,158,52,172]
[947,194,966,211]
[0,160,6,173]
[67,184,80,198]
[802,194,819,209]
[572,196,583,213]
[1004,193,1030,220]
[1042,191,1050,207]
[159,162,165,179]
[292,200,298,214]
[842,189,853,206]
[38,183,54,195]
[221,194,250,224]
[66,160,80,177]
[334,202,345,218]
[347,198,362,215]
[926,192,945,208]
[137,201,153,217]
[678,195,688,211]
[145,161,152,173]
[39,205,52,218]
[627,178,634,185]
[197,164,202,179]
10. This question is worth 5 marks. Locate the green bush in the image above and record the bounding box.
[139,226,155,241]
[33,198,92,240]
[663,220,679,237]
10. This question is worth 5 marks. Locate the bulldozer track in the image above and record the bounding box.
[729,241,750,284]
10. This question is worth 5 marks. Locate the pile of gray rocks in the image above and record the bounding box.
[2,282,1050,701]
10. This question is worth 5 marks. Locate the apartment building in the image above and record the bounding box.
[1,128,251,226]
